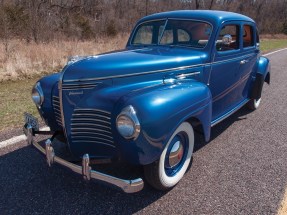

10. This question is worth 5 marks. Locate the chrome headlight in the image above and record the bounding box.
[32,82,44,108]
[116,105,140,140]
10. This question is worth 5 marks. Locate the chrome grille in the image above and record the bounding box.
[52,96,63,127]
[71,109,115,148]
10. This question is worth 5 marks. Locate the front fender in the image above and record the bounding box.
[115,80,212,165]
[38,72,62,131]
[250,56,271,99]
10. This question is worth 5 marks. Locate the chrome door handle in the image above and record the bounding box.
[240,60,248,64]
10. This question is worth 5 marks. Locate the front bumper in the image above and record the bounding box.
[23,123,144,193]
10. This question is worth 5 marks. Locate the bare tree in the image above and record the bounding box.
[0,0,286,42]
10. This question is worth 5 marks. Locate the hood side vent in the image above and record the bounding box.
[62,80,102,90]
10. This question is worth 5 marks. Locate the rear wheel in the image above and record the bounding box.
[144,122,194,190]
[247,98,261,110]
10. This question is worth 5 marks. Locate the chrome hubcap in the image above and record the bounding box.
[164,132,189,177]
[168,141,184,168]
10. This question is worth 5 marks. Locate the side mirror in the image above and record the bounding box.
[222,34,232,45]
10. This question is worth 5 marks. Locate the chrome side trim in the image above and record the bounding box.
[176,71,201,79]
[63,53,254,83]
[212,72,250,103]
[211,99,249,127]
[63,63,208,83]
[212,53,254,66]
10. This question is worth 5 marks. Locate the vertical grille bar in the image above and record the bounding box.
[52,96,63,127]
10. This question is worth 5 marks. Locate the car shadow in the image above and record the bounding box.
[0,106,254,214]
[0,141,167,214]
[193,105,253,152]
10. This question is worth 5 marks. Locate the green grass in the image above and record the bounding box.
[0,77,41,131]
[0,39,287,132]
[260,39,287,53]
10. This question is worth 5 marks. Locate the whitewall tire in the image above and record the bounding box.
[144,122,194,190]
[247,98,261,110]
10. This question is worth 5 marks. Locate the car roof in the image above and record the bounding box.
[139,10,255,26]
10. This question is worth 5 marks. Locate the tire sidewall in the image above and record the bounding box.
[158,122,194,188]
[254,98,261,109]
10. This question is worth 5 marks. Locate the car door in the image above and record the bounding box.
[237,22,259,100]
[209,22,243,121]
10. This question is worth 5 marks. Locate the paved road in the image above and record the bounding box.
[0,50,287,215]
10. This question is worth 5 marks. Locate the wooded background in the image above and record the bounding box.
[0,0,286,43]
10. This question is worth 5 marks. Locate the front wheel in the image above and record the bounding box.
[144,122,194,190]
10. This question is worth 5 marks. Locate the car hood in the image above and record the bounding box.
[62,47,207,82]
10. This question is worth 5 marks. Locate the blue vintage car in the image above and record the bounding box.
[24,10,270,192]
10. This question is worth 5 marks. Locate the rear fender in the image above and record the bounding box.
[250,56,270,100]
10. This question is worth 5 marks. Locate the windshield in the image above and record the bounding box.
[131,19,212,49]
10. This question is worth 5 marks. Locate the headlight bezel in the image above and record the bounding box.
[32,82,44,108]
[116,105,141,140]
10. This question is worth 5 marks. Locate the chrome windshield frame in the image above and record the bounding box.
[129,18,214,49]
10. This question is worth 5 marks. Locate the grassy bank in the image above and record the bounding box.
[0,36,286,82]
[0,38,287,132]
[0,35,128,82]
[261,39,287,53]
[0,77,41,131]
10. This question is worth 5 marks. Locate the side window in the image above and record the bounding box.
[243,25,254,48]
[216,25,239,52]
[160,29,174,44]
[177,29,190,43]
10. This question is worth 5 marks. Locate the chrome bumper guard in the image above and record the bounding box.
[23,124,144,193]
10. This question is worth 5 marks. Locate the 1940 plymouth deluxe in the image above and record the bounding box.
[24,10,270,193]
